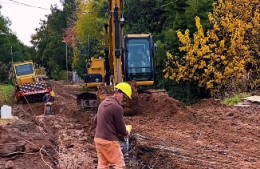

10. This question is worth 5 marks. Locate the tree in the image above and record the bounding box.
[30,3,75,78]
[62,0,107,78]
[164,0,260,96]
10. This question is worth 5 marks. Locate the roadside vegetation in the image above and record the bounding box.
[222,93,251,106]
[0,84,15,106]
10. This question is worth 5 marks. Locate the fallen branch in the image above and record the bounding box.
[40,146,53,169]
[0,151,37,157]
[16,135,38,148]
[41,147,55,163]
[22,96,35,116]
[17,135,39,147]
[20,106,32,117]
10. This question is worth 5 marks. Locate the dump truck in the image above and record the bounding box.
[12,60,51,103]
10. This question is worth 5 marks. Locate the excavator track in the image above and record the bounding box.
[76,91,98,112]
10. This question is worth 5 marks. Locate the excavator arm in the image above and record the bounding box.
[108,0,122,85]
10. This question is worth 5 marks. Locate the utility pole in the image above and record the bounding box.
[11,46,13,66]
[62,39,69,81]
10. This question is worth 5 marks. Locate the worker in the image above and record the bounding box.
[37,75,43,82]
[93,82,132,169]
[43,90,55,115]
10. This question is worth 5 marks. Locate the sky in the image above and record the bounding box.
[0,0,62,46]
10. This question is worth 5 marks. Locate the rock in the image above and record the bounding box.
[5,161,14,169]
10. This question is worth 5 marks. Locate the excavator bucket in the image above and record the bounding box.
[76,91,98,112]
[76,81,139,116]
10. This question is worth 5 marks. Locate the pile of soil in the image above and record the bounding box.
[138,92,196,123]
[125,91,260,168]
[125,92,198,168]
[191,98,223,109]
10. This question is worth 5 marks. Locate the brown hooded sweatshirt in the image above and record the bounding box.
[94,97,127,141]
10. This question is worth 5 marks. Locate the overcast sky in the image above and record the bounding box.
[0,0,62,46]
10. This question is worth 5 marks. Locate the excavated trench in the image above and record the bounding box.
[1,80,260,169]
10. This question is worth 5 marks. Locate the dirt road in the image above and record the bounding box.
[1,80,260,169]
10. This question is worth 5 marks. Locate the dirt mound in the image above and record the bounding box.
[124,91,198,168]
[0,119,58,169]
[138,92,196,123]
[191,98,223,109]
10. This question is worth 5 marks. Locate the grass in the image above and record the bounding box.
[0,85,16,125]
[222,93,251,106]
[0,84,15,105]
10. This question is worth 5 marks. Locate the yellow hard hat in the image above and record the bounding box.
[50,91,55,97]
[115,82,132,99]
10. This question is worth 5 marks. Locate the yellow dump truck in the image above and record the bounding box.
[12,60,51,103]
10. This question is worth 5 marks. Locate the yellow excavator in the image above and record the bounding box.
[76,0,166,116]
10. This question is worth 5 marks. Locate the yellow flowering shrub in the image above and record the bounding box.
[164,0,260,96]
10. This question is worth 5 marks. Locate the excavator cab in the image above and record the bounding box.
[124,34,156,85]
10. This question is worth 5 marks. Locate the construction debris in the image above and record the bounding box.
[236,96,260,107]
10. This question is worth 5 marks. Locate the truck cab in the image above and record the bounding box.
[13,60,36,85]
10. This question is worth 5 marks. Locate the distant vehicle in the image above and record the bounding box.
[12,60,51,103]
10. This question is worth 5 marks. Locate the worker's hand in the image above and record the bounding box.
[125,125,132,137]
[126,125,132,133]
[125,131,130,137]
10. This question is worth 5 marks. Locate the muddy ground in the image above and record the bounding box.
[1,80,260,169]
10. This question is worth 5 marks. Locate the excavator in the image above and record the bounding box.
[76,0,166,117]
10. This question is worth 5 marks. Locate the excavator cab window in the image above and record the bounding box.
[15,63,34,76]
[125,38,154,81]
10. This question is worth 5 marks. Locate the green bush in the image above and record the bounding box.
[35,67,46,76]
[222,93,250,106]
[52,65,72,81]
[0,62,11,83]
